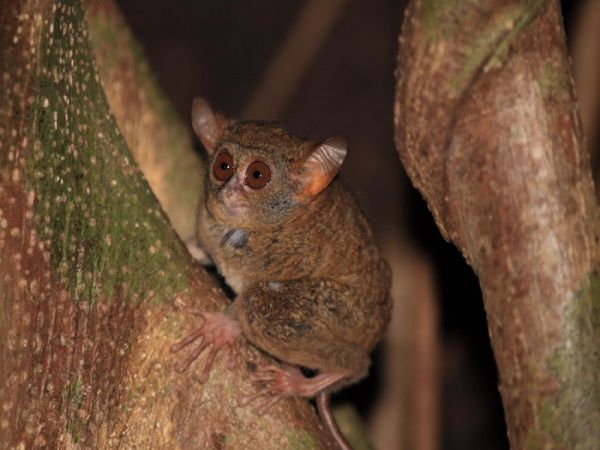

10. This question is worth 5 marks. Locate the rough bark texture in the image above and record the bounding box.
[84,0,203,240]
[0,0,335,448]
[395,0,600,449]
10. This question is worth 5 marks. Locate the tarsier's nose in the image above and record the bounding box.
[223,176,244,200]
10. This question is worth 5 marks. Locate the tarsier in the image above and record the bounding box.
[171,98,391,450]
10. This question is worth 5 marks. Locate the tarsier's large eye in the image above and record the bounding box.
[245,161,271,189]
[213,151,234,181]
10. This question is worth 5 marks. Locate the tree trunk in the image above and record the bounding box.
[395,0,600,449]
[0,0,335,447]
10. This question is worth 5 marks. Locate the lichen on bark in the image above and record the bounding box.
[534,273,600,447]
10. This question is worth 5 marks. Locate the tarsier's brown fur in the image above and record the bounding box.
[199,118,390,378]
[180,98,391,448]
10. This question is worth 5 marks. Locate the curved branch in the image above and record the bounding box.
[395,0,600,448]
[84,0,203,240]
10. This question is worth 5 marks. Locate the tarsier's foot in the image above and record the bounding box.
[170,310,242,382]
[240,363,346,415]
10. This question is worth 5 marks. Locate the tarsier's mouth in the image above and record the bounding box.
[218,193,248,217]
[209,200,247,224]
[224,203,247,215]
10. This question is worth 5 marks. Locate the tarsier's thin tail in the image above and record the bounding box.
[316,392,353,450]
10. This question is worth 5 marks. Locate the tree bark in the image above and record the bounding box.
[0,0,335,448]
[395,0,600,449]
[84,0,203,240]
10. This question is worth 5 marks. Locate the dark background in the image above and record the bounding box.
[115,1,587,449]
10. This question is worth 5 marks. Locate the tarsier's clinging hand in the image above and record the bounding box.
[172,98,391,450]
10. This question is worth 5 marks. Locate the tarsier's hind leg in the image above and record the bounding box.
[237,279,370,382]
[236,279,367,450]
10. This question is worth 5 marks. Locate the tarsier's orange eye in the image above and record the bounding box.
[213,151,234,182]
[245,161,271,189]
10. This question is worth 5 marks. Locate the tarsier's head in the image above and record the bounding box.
[191,98,346,227]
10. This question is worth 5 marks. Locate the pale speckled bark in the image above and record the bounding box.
[0,0,336,448]
[84,0,203,240]
[395,0,600,449]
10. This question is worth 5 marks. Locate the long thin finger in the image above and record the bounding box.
[184,308,207,318]
[249,371,278,383]
[199,344,221,382]
[175,340,212,372]
[250,365,282,380]
[256,365,281,373]
[170,329,205,353]
[254,393,284,416]
[226,343,237,370]
[238,388,272,407]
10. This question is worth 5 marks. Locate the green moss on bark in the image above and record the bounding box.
[61,379,87,443]
[420,0,548,95]
[284,429,319,450]
[23,0,188,304]
[484,0,547,70]
[533,273,600,449]
[85,4,204,239]
[535,61,571,98]
[420,0,466,41]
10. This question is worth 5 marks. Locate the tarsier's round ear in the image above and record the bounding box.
[191,97,227,154]
[295,136,347,199]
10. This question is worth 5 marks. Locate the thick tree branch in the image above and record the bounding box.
[84,0,203,240]
[0,0,335,447]
[395,0,600,448]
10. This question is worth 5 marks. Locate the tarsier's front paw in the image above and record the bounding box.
[239,363,346,415]
[184,237,213,266]
[170,310,242,382]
